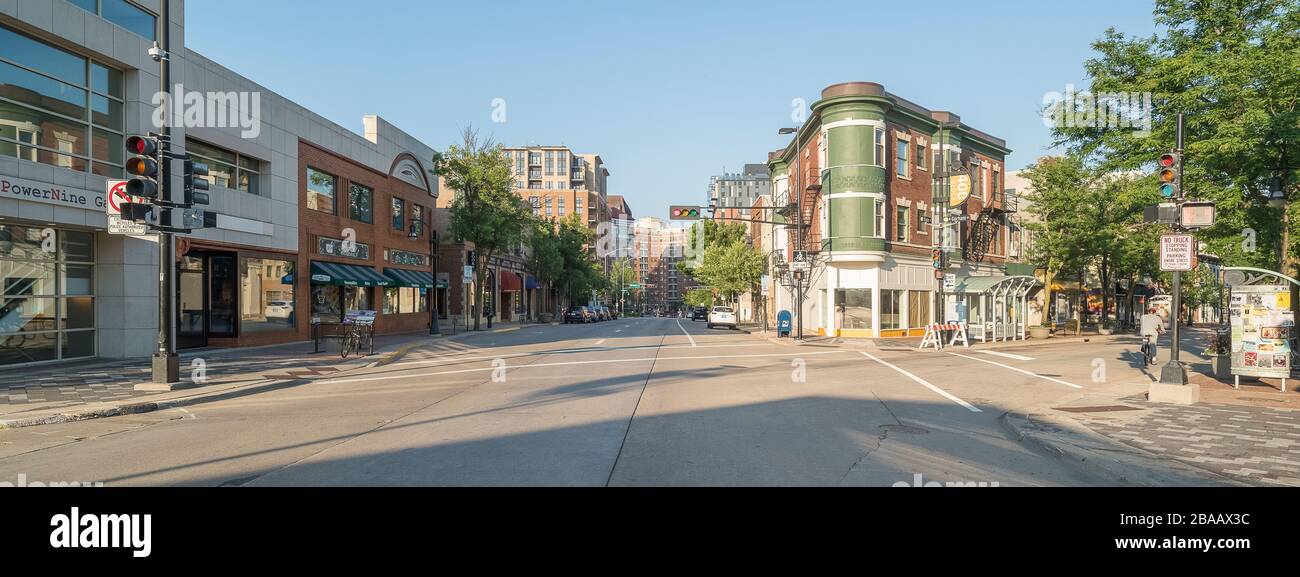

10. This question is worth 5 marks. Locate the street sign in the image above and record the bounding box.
[950,174,972,207]
[462,266,474,283]
[104,180,149,235]
[1160,234,1197,272]
[944,274,957,292]
[791,261,811,272]
[628,283,641,289]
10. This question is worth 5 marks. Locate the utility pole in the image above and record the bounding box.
[1159,113,1190,386]
[152,0,178,385]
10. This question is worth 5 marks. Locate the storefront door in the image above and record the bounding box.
[177,256,207,349]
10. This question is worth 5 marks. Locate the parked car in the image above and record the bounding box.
[691,307,709,321]
[707,306,738,330]
[564,306,593,324]
[599,307,612,321]
[265,301,294,323]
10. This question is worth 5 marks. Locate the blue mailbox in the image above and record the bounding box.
[777,310,793,338]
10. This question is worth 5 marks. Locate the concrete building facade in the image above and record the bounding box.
[0,0,448,367]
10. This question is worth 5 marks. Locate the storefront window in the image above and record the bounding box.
[0,226,94,366]
[418,288,431,314]
[312,285,342,324]
[908,291,931,328]
[881,290,903,330]
[240,258,295,333]
[350,184,373,223]
[383,287,421,314]
[835,289,872,331]
[345,287,370,314]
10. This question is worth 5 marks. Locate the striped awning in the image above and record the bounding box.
[310,261,392,287]
[384,268,442,288]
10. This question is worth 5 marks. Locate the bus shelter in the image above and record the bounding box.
[950,276,1040,343]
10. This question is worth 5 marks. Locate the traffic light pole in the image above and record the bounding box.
[151,0,179,385]
[1159,113,1189,386]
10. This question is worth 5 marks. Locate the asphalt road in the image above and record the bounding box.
[0,318,1204,486]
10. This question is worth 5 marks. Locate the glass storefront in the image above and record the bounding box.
[907,291,931,328]
[0,225,95,366]
[240,257,295,333]
[835,289,872,331]
[881,290,903,330]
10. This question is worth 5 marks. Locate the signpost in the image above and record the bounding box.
[105,180,149,236]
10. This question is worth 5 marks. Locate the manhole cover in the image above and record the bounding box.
[1054,405,1144,414]
[880,424,930,435]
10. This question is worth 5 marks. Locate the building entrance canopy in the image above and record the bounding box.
[950,275,1040,343]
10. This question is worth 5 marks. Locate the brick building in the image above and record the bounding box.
[768,82,1033,339]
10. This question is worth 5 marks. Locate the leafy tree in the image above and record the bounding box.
[693,241,765,306]
[432,127,531,330]
[684,288,714,309]
[554,213,600,307]
[608,258,637,313]
[1050,0,1300,312]
[524,216,564,316]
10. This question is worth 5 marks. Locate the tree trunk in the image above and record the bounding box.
[1100,255,1111,329]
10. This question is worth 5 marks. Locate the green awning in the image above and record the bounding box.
[383,268,441,288]
[310,261,392,287]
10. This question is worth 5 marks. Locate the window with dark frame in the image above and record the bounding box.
[349,183,373,223]
[392,197,405,232]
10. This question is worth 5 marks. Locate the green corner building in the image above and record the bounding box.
[767,82,1036,340]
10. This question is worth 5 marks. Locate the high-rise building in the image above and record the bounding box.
[708,164,771,223]
[503,146,609,232]
[633,217,696,313]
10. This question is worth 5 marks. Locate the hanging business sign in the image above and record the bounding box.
[949,175,972,207]
[387,249,428,267]
[1229,285,1293,379]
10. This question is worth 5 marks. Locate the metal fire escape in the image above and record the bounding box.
[964,191,1018,263]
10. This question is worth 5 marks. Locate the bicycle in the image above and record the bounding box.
[336,318,374,359]
[1141,334,1158,366]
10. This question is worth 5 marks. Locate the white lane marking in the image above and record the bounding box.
[385,343,783,369]
[676,319,697,347]
[319,351,850,385]
[947,352,1082,389]
[860,352,981,413]
[594,339,607,346]
[978,350,1035,361]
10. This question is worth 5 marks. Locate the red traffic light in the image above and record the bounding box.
[126,135,158,156]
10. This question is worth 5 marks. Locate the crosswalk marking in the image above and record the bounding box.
[978,350,1035,361]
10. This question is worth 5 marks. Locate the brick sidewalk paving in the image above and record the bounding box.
[1077,400,1300,486]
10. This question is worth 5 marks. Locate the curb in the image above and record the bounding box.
[999,411,1245,487]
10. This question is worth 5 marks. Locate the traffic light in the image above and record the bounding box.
[670,206,703,220]
[124,135,161,199]
[931,248,946,270]
[1158,152,1181,199]
[184,158,210,206]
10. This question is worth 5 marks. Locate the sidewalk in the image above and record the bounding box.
[0,322,538,430]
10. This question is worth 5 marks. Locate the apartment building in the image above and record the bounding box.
[505,145,610,229]
[0,0,449,367]
[768,82,1034,340]
[633,217,695,313]
[708,164,770,223]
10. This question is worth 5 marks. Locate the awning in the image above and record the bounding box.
[500,272,523,293]
[310,261,392,287]
[384,268,438,288]
[951,275,1040,296]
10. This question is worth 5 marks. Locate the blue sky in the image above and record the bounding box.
[187,0,1158,219]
